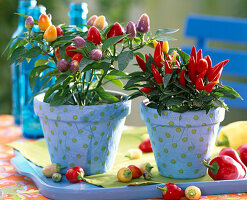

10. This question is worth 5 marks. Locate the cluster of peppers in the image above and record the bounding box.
[136,42,229,94]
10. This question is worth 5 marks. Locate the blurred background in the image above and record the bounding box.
[1,0,247,126]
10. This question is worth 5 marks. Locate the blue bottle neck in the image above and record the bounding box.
[69,2,88,28]
[17,0,37,28]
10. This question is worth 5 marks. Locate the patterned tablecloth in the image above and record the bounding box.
[1,115,247,200]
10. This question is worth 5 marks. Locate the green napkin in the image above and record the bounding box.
[8,127,219,187]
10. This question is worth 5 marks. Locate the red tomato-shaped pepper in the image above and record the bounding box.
[72,53,83,63]
[66,166,85,183]
[157,182,183,200]
[65,45,77,58]
[106,22,123,43]
[87,26,101,44]
[139,139,153,153]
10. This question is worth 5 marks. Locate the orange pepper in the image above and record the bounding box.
[43,25,57,42]
[38,14,52,31]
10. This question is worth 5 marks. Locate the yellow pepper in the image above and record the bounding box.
[171,51,179,64]
[153,40,169,54]
[93,15,107,30]
[153,40,158,48]
[216,121,247,150]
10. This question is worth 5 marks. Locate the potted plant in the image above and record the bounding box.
[7,12,176,175]
[125,42,242,179]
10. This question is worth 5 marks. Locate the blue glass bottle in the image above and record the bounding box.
[20,5,53,138]
[11,0,37,125]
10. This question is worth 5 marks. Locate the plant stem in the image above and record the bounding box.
[74,74,82,106]
[113,44,116,57]
[85,69,95,105]
[129,40,133,50]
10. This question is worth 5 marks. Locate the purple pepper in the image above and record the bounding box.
[90,49,102,61]
[126,21,136,39]
[57,59,70,72]
[74,36,86,49]
[136,13,150,33]
[70,60,79,72]
[87,15,98,26]
[25,16,34,30]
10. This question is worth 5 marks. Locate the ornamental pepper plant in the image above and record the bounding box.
[6,12,178,106]
[125,42,242,114]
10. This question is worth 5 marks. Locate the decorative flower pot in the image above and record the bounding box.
[140,101,225,179]
[34,91,131,175]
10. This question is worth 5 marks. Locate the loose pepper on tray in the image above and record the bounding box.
[157,182,183,200]
[238,144,247,166]
[66,166,85,183]
[139,139,153,153]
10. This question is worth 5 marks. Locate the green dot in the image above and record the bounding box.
[157,152,160,157]
[208,127,212,131]
[92,126,96,131]
[107,121,110,126]
[152,127,156,131]
[197,154,202,158]
[88,135,92,139]
[206,143,209,147]
[101,132,105,136]
[39,105,42,110]
[194,169,199,174]
[152,141,155,145]
[94,157,98,161]
[83,144,88,148]
[199,137,204,142]
[55,122,58,127]
[73,115,78,120]
[165,133,170,138]
[63,131,67,136]
[186,124,191,127]
[51,130,54,135]
[94,141,98,145]
[179,169,183,174]
[101,146,106,151]
[72,138,77,143]
[107,136,111,141]
[57,116,61,121]
[164,148,168,153]
[78,129,83,133]
[51,154,54,158]
[114,104,118,109]
[76,154,81,159]
[107,151,110,156]
[162,163,166,167]
[176,128,181,133]
[63,108,68,112]
[94,121,99,125]
[67,122,72,126]
[102,161,105,166]
[209,113,213,118]
[44,121,47,125]
[79,106,83,110]
[168,174,173,178]
[171,160,176,164]
[100,112,105,117]
[66,146,70,151]
[87,160,91,164]
[191,129,197,134]
[45,115,48,119]
[48,137,50,141]
[158,167,161,171]
[193,115,199,120]
[54,146,57,151]
[182,137,188,142]
[181,153,186,158]
[145,107,148,111]
[154,114,158,118]
[84,117,89,122]
[202,123,207,126]
[188,146,193,151]
[63,156,66,160]
[159,137,163,142]
[168,121,174,126]
[96,171,100,174]
[90,111,93,115]
[147,118,150,123]
[204,150,207,155]
[59,139,62,144]
[113,126,116,130]
[172,143,177,148]
[163,111,168,116]
[179,115,182,120]
[70,163,75,167]
[187,162,192,167]
[108,116,113,120]
[50,108,54,112]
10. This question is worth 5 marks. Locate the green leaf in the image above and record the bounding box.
[52,40,73,47]
[95,87,119,103]
[176,48,190,64]
[79,57,95,71]
[223,85,243,100]
[15,13,38,25]
[163,74,172,88]
[10,46,26,64]
[102,34,128,52]
[49,91,73,106]
[101,24,113,38]
[117,51,134,71]
[153,36,177,41]
[166,97,185,106]
[155,28,179,35]
[23,46,42,58]
[86,40,96,52]
[105,75,124,88]
[108,69,128,77]
[134,52,145,61]
[124,76,146,89]
[44,84,62,102]
[35,59,49,67]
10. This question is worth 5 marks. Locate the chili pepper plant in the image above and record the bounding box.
[125,43,242,114]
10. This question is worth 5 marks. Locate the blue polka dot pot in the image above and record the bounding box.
[34,91,131,175]
[140,101,225,179]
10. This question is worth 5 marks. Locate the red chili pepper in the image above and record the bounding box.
[55,47,61,61]
[238,144,247,166]
[65,45,77,58]
[205,55,212,71]
[139,139,153,153]
[157,183,183,200]
[207,59,229,82]
[136,54,146,72]
[190,45,197,61]
[219,148,247,177]
[179,68,186,87]
[164,60,171,74]
[197,58,208,75]
[154,42,164,67]
[140,87,155,95]
[151,64,163,84]
[106,22,123,43]
[196,49,202,64]
[204,81,217,93]
[65,166,85,183]
[145,54,149,62]
[175,60,180,67]
[87,26,101,44]
[72,53,83,63]
[202,155,245,180]
[166,55,172,61]
[188,56,197,84]
[195,77,204,90]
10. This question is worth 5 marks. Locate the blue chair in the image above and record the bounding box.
[182,14,247,109]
